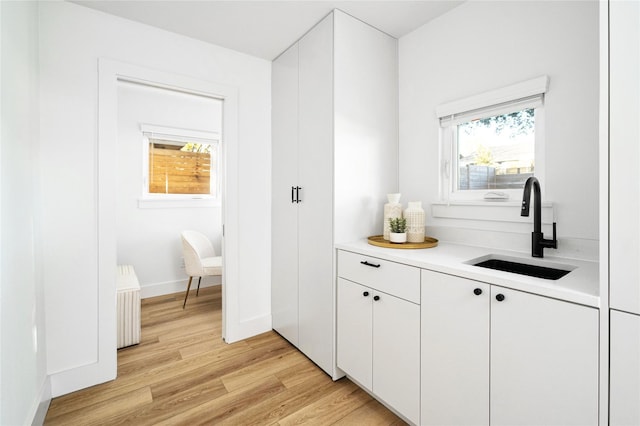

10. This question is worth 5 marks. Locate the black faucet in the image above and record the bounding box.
[521,176,557,258]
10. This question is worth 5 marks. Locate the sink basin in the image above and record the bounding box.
[466,254,575,280]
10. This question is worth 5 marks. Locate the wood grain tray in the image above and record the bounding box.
[367,235,438,249]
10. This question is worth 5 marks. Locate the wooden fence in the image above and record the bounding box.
[459,165,533,190]
[149,147,211,194]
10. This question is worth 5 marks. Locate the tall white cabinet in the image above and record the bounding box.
[271,10,398,378]
[609,0,640,315]
[609,1,640,423]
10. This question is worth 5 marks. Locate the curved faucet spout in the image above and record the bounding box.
[521,176,557,258]
[521,176,541,233]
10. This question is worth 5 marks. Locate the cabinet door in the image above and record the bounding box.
[373,290,420,425]
[271,43,299,345]
[610,0,640,313]
[421,270,490,426]
[336,278,372,390]
[490,287,598,426]
[297,14,335,375]
[610,309,640,425]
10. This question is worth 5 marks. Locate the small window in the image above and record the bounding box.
[141,124,219,200]
[455,107,535,192]
[437,76,548,202]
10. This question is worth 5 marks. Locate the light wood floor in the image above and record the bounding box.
[44,285,406,425]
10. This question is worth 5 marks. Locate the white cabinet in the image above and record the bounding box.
[271,14,334,375]
[608,3,640,423]
[421,271,490,426]
[271,41,300,347]
[421,270,599,426]
[271,11,398,378]
[610,309,640,425]
[609,0,640,314]
[337,251,420,424]
[373,288,420,422]
[295,14,335,376]
[490,286,598,426]
[336,278,373,389]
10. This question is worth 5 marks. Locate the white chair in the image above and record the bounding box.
[181,230,222,308]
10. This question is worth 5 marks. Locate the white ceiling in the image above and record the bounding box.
[71,1,464,60]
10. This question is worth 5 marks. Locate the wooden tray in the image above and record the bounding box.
[367,235,438,249]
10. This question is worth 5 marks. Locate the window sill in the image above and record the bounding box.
[138,197,220,209]
[432,201,554,224]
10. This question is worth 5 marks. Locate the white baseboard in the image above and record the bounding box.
[140,276,222,299]
[29,377,51,426]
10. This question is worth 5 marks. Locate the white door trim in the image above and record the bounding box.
[94,58,239,381]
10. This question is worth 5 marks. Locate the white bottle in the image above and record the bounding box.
[405,201,425,243]
[383,193,402,240]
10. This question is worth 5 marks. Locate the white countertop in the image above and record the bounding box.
[335,239,600,308]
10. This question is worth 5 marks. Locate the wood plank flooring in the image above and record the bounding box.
[44,285,406,425]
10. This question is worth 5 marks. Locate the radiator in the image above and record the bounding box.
[117,264,141,349]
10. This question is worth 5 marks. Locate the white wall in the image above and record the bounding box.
[117,81,222,297]
[0,1,50,424]
[399,1,599,259]
[39,1,271,396]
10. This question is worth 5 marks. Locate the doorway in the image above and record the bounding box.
[98,59,240,381]
[116,80,223,298]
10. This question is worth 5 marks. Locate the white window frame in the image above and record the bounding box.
[139,123,220,208]
[437,76,549,204]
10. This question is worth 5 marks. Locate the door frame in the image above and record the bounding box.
[98,59,239,376]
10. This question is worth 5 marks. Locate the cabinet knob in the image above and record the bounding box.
[496,293,506,302]
[373,295,380,301]
[473,288,483,296]
[363,291,369,297]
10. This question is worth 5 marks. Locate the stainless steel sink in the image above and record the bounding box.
[465,254,575,280]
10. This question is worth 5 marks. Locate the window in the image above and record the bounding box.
[141,124,219,202]
[437,76,548,202]
[148,139,214,195]
[455,107,535,192]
